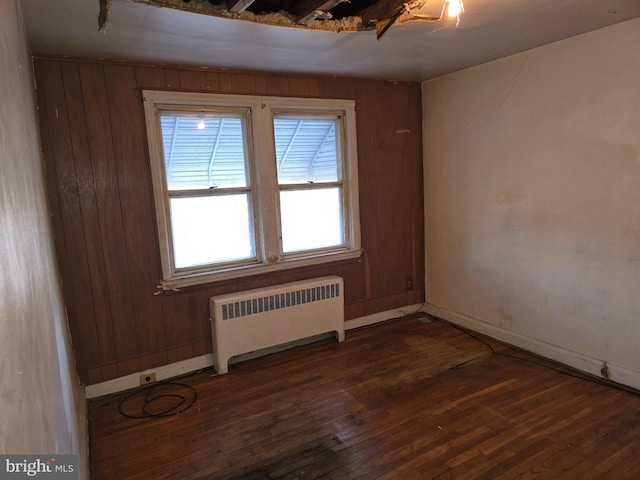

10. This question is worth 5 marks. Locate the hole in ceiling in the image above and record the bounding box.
[127,0,461,39]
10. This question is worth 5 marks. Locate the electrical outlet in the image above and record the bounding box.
[139,372,157,385]
[406,277,413,291]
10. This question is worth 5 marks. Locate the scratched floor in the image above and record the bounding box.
[89,315,640,479]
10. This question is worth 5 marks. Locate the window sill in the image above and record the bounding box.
[158,249,363,292]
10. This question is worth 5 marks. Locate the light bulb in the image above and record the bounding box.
[447,0,462,18]
[197,120,206,130]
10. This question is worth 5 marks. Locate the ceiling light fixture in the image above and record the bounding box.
[373,0,466,41]
[407,0,466,28]
[446,0,464,19]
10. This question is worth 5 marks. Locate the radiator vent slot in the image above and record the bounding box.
[221,283,340,320]
[210,276,344,374]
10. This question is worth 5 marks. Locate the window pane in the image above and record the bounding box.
[280,188,344,253]
[160,113,248,190]
[274,117,341,184]
[170,195,255,269]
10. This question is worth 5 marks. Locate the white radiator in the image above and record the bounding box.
[209,276,345,374]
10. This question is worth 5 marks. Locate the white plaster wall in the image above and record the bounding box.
[422,18,640,387]
[0,0,87,470]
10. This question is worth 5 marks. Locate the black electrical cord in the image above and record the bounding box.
[118,381,198,419]
[421,314,640,398]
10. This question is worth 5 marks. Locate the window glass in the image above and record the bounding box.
[274,116,341,185]
[160,113,248,190]
[170,195,255,269]
[280,188,344,253]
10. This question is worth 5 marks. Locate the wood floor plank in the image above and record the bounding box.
[89,316,640,479]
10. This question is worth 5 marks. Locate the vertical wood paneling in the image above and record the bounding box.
[409,85,424,293]
[36,59,424,385]
[117,357,140,377]
[167,345,195,365]
[103,65,166,358]
[35,61,98,380]
[34,63,70,301]
[87,367,103,386]
[162,294,195,358]
[77,63,137,364]
[101,363,118,382]
[179,70,207,90]
[254,74,268,94]
[135,66,167,89]
[318,76,359,100]
[60,63,116,364]
[336,261,366,303]
[138,351,169,371]
[345,301,365,320]
[231,73,256,94]
[219,73,232,92]
[189,289,213,353]
[355,80,421,298]
[205,72,220,91]
[266,74,289,96]
[287,76,319,97]
[165,69,181,88]
[364,292,412,315]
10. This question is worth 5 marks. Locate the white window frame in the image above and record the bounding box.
[143,90,362,289]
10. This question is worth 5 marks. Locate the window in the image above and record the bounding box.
[143,91,361,288]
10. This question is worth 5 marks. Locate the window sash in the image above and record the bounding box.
[159,109,251,191]
[273,112,344,186]
[169,193,258,271]
[279,186,345,255]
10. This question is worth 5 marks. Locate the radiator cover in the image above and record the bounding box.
[209,276,345,374]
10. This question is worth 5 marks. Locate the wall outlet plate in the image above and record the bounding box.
[139,372,157,385]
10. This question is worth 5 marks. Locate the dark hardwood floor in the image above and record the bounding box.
[89,315,640,479]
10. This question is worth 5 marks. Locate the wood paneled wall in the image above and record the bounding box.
[34,58,424,385]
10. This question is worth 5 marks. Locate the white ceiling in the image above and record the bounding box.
[20,0,640,82]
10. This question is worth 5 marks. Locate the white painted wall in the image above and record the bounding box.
[422,18,640,388]
[0,0,87,471]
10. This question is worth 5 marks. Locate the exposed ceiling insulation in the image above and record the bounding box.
[127,0,452,38]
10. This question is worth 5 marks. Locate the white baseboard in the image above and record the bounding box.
[422,302,640,391]
[345,303,424,330]
[85,354,214,399]
[85,303,424,399]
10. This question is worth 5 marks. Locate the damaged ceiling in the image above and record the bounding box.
[120,0,454,39]
[21,0,640,82]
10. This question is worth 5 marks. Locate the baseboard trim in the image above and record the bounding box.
[345,303,424,331]
[422,302,640,391]
[85,303,424,399]
[85,354,214,399]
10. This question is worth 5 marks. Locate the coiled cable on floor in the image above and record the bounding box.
[118,381,197,419]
